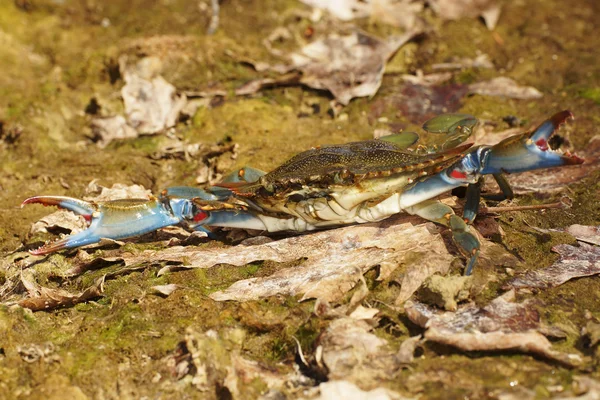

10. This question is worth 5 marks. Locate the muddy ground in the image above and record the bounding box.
[1,0,600,399]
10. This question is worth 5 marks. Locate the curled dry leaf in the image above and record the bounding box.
[91,116,138,149]
[395,335,424,364]
[563,225,600,246]
[237,30,420,105]
[150,284,180,296]
[171,327,303,396]
[315,380,414,400]
[206,218,453,303]
[300,0,424,30]
[508,243,600,289]
[91,56,188,147]
[18,275,104,311]
[84,182,152,201]
[396,234,517,305]
[469,77,543,100]
[76,217,454,303]
[29,209,87,236]
[432,54,494,70]
[120,56,187,134]
[428,0,501,30]
[317,316,409,388]
[404,291,582,366]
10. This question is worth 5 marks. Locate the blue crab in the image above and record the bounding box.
[23,111,583,275]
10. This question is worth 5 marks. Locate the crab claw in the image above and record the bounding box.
[22,196,182,255]
[481,110,585,175]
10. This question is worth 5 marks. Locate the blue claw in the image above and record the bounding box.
[481,110,584,175]
[22,196,182,255]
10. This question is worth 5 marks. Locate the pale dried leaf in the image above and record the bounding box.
[206,219,452,302]
[349,305,380,320]
[395,236,454,304]
[314,380,413,400]
[174,327,300,395]
[91,116,138,148]
[29,209,87,236]
[508,243,600,289]
[151,284,179,296]
[428,0,501,30]
[84,182,152,201]
[432,54,494,70]
[238,30,419,105]
[401,71,454,86]
[299,0,424,30]
[404,292,582,366]
[469,77,543,99]
[18,275,104,311]
[319,317,397,385]
[121,57,187,134]
[564,225,600,246]
[395,335,424,364]
[296,31,419,105]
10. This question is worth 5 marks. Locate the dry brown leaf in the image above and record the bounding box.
[318,317,402,386]
[469,77,543,99]
[150,284,180,296]
[563,225,600,246]
[396,235,517,305]
[432,54,494,70]
[77,217,452,303]
[428,0,501,30]
[83,182,152,201]
[18,275,104,311]
[91,116,138,148]
[404,291,582,366]
[120,56,187,134]
[300,0,424,30]
[91,56,188,146]
[171,327,303,396]
[295,31,419,105]
[207,218,453,303]
[314,380,413,400]
[29,209,88,236]
[395,335,424,364]
[400,71,454,86]
[508,243,600,289]
[237,30,420,105]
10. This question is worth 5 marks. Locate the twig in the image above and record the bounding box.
[480,197,572,215]
[207,0,220,35]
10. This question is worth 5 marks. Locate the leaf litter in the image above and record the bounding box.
[404,290,583,366]
[236,30,421,105]
[18,274,105,312]
[508,243,600,290]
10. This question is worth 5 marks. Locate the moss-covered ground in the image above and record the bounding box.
[1,0,599,398]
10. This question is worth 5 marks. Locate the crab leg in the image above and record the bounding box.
[404,199,480,276]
